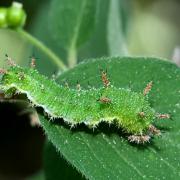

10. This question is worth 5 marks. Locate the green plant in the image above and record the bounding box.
[7,2,26,28]
[0,1,180,180]
[0,2,26,28]
[0,8,7,28]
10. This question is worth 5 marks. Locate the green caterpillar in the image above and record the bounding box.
[0,61,170,144]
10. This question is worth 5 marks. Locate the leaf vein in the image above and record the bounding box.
[148,147,180,175]
[102,135,145,179]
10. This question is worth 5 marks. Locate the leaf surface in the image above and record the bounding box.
[41,57,180,180]
[44,141,85,180]
[107,0,128,56]
[49,0,97,51]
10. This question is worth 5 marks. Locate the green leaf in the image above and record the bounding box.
[107,0,128,56]
[44,141,85,180]
[79,0,130,60]
[14,0,68,74]
[78,0,109,60]
[25,0,106,66]
[48,0,97,67]
[40,57,180,179]
[49,0,97,51]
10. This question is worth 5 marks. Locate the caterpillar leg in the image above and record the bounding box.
[128,135,150,144]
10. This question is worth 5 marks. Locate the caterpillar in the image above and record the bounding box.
[0,59,170,144]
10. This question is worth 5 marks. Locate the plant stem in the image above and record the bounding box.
[16,29,67,71]
[67,46,77,68]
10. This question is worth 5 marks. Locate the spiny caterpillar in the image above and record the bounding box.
[0,59,170,144]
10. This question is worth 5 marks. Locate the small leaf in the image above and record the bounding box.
[40,57,180,179]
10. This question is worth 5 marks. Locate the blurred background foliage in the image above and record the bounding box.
[0,0,180,179]
[1,0,180,72]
